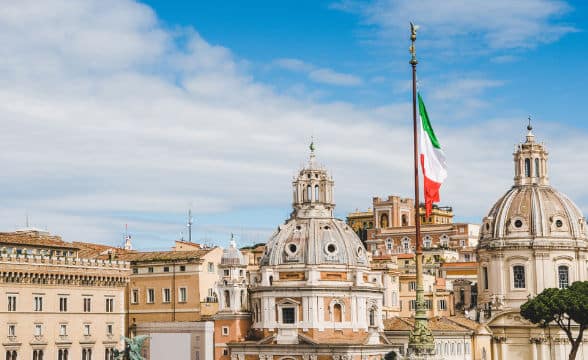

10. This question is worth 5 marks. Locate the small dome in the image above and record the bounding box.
[221,236,245,266]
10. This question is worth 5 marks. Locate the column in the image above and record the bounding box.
[531,343,537,360]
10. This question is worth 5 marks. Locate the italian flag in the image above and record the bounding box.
[418,93,447,217]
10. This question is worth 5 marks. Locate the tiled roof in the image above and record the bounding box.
[0,230,77,249]
[384,316,477,332]
[73,241,134,259]
[120,249,216,263]
[441,261,478,268]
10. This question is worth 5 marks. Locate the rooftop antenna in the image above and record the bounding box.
[187,209,193,242]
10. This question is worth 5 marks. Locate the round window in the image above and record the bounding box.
[288,243,298,254]
[327,244,337,253]
[556,219,563,228]
[514,219,523,228]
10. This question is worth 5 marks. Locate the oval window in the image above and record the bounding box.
[556,219,563,228]
[327,244,336,253]
[514,220,523,228]
[288,243,297,253]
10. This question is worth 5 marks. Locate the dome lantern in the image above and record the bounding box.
[513,119,549,186]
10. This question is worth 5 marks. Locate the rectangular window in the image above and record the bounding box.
[464,254,471,261]
[425,300,432,309]
[179,265,186,272]
[34,324,42,336]
[60,324,67,336]
[221,326,229,336]
[483,267,489,290]
[83,297,92,312]
[207,262,214,273]
[223,269,230,276]
[409,300,417,310]
[558,265,569,289]
[223,349,229,356]
[409,281,417,291]
[179,287,187,303]
[83,324,91,336]
[438,299,447,310]
[106,324,113,336]
[105,298,114,312]
[59,297,68,312]
[513,265,526,288]
[34,296,43,312]
[282,308,295,324]
[131,289,139,304]
[148,267,154,273]
[163,266,169,272]
[7,295,16,312]
[132,268,138,274]
[163,289,171,303]
[147,289,155,304]
[8,324,15,336]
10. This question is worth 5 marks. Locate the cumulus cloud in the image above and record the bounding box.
[332,0,576,52]
[0,0,585,250]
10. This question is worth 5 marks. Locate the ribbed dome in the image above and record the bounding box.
[479,128,587,247]
[221,237,245,266]
[260,217,368,267]
[480,185,588,244]
[260,145,369,268]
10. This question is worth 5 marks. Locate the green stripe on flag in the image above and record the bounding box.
[418,93,441,149]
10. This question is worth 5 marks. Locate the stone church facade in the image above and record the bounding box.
[477,126,588,360]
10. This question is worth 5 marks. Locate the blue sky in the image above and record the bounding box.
[0,0,587,250]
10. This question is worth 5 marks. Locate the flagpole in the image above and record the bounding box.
[407,22,435,358]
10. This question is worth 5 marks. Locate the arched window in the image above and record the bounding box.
[401,214,408,226]
[306,186,312,202]
[269,276,273,286]
[240,290,246,309]
[380,213,389,228]
[535,158,540,177]
[402,238,410,253]
[558,265,569,289]
[314,185,319,202]
[224,290,230,308]
[333,303,342,322]
[525,158,531,177]
[368,307,376,327]
[423,236,431,249]
[513,265,526,288]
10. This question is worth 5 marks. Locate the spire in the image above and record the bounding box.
[229,232,237,249]
[308,137,317,169]
[526,115,535,143]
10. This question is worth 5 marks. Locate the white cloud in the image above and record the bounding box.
[332,0,575,51]
[0,0,586,250]
[274,58,363,86]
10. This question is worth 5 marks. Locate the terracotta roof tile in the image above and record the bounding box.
[384,316,476,332]
[0,230,77,249]
[120,249,216,262]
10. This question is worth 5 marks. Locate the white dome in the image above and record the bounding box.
[480,185,588,245]
[479,128,588,248]
[260,217,368,267]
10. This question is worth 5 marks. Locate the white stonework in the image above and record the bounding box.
[477,127,588,360]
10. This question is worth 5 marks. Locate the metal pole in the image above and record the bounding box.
[407,22,435,357]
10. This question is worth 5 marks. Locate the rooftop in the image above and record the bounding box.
[0,230,78,249]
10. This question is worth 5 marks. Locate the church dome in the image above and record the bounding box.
[260,142,369,267]
[221,235,246,266]
[479,127,588,246]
